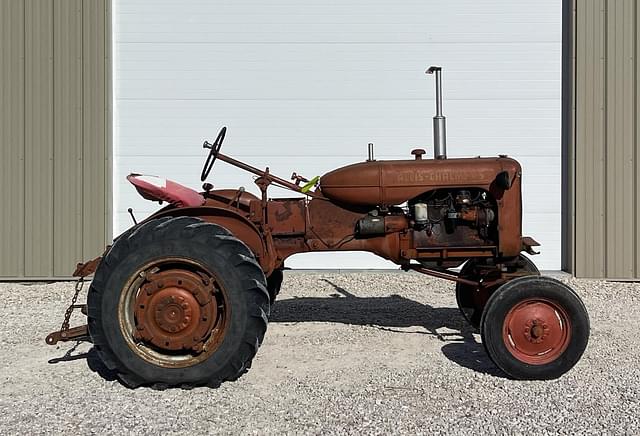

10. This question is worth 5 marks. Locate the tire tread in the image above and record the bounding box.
[87,216,269,389]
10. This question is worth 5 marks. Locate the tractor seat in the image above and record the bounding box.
[127,174,205,207]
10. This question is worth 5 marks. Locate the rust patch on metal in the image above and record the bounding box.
[73,256,103,277]
[267,199,306,235]
[45,325,89,345]
[135,269,216,352]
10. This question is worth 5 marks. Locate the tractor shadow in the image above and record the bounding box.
[46,278,505,384]
[269,279,506,378]
[48,342,121,384]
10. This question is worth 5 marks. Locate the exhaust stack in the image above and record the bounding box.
[426,66,446,159]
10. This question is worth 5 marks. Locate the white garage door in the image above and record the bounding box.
[114,0,562,270]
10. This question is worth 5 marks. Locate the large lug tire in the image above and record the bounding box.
[480,275,589,380]
[87,216,270,389]
[456,254,539,329]
[266,269,283,304]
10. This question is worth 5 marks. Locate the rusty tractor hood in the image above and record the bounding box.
[319,156,521,207]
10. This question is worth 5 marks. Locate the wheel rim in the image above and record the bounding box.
[502,298,571,365]
[118,258,229,368]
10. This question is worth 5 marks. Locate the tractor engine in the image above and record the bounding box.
[409,189,496,241]
[355,188,497,247]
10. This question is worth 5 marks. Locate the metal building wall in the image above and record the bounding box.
[573,0,640,278]
[0,0,111,279]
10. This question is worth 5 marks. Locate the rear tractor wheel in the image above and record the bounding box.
[87,216,270,389]
[480,275,589,380]
[456,254,539,329]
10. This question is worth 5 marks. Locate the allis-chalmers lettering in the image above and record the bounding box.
[395,170,466,184]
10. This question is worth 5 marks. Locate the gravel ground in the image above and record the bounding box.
[0,271,638,435]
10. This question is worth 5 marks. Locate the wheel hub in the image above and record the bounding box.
[524,318,549,343]
[153,289,195,333]
[134,269,217,352]
[503,299,571,365]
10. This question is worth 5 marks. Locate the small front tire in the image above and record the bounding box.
[480,276,589,380]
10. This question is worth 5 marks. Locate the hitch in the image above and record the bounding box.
[46,324,89,345]
[72,256,102,277]
[46,256,102,346]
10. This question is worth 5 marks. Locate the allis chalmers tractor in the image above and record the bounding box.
[47,67,589,388]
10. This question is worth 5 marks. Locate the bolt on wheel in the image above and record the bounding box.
[480,275,589,380]
[502,298,571,365]
[118,260,229,368]
[87,216,269,389]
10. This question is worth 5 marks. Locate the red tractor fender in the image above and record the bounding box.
[152,206,272,273]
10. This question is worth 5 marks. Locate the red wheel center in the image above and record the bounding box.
[503,299,571,365]
[134,270,218,352]
[530,324,544,339]
[153,290,194,333]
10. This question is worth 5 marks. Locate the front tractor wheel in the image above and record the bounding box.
[87,217,270,389]
[480,276,589,380]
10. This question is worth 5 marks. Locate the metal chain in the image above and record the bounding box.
[61,276,84,332]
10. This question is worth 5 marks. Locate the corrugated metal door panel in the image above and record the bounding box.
[53,0,84,276]
[0,1,26,277]
[575,0,606,277]
[24,0,54,277]
[115,0,563,270]
[82,0,109,259]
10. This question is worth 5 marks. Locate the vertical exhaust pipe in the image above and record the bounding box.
[426,66,446,159]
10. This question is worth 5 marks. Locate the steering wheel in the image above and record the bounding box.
[201,126,227,181]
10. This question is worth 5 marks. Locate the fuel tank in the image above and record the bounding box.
[319,156,521,207]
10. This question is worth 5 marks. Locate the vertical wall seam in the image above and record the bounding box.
[51,0,56,277]
[631,1,640,277]
[81,0,85,260]
[562,0,576,274]
[105,0,111,245]
[22,0,26,277]
[570,0,578,276]
[603,0,609,277]
[49,0,54,276]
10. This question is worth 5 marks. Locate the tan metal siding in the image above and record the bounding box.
[82,0,110,258]
[605,0,636,278]
[0,1,25,277]
[25,0,54,276]
[0,0,111,279]
[575,0,606,277]
[53,0,84,276]
[574,0,640,278]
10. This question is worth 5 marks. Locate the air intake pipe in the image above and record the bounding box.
[426,66,446,159]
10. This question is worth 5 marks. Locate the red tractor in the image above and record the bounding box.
[47,67,589,388]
